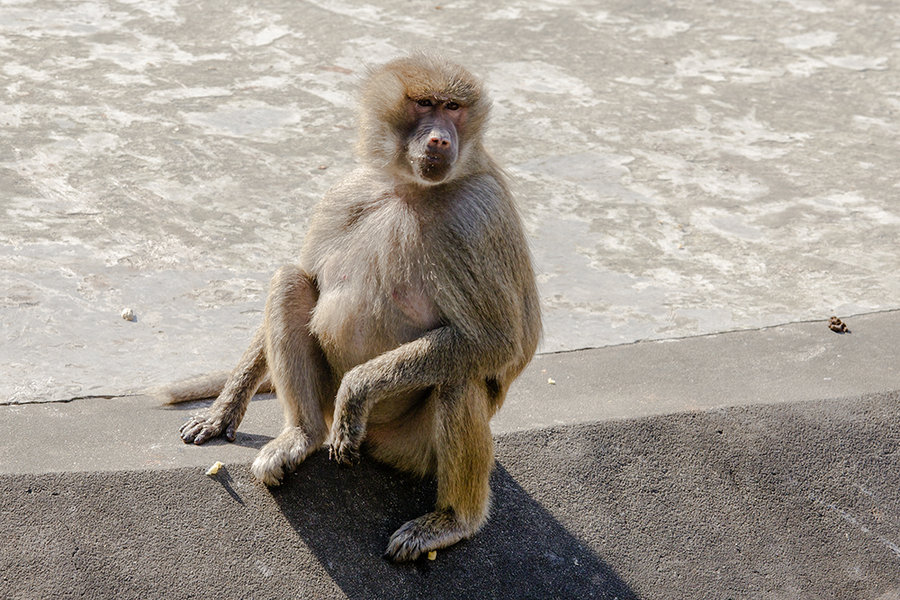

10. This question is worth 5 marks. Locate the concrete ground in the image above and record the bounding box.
[1,0,899,598]
[3,0,900,403]
[3,389,899,600]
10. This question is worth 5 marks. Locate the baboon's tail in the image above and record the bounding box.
[152,372,273,404]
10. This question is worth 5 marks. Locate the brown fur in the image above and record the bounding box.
[169,53,541,561]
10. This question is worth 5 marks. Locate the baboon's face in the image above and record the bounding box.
[403,96,466,185]
[356,55,489,187]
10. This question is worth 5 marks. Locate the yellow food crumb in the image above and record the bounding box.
[427,551,437,560]
[547,377,556,385]
[205,461,224,476]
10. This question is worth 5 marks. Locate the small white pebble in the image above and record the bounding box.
[547,377,556,385]
[205,461,224,476]
[427,550,437,561]
[121,307,136,321]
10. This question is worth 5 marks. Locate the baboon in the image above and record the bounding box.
[167,53,541,561]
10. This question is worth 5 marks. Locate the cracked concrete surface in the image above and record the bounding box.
[2,0,899,404]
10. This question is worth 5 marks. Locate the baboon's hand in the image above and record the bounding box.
[328,380,366,465]
[179,414,237,445]
[327,420,363,466]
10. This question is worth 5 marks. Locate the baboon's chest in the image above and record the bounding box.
[309,204,440,371]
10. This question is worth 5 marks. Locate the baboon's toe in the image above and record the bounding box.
[179,415,225,445]
[251,428,318,486]
[384,508,468,562]
[250,455,284,486]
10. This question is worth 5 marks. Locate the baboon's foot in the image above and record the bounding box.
[180,413,238,445]
[385,508,472,562]
[251,427,317,486]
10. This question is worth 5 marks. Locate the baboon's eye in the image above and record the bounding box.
[416,98,433,107]
[445,101,460,111]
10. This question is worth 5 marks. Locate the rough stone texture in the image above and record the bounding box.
[2,393,898,599]
[1,0,898,403]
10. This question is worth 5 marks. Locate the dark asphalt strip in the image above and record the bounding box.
[2,391,898,600]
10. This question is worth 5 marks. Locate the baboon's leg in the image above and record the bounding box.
[383,380,494,562]
[180,326,267,444]
[251,265,336,486]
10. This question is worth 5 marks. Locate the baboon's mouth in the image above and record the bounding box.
[419,158,451,182]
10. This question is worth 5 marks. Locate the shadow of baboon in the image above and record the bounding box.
[269,450,636,600]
